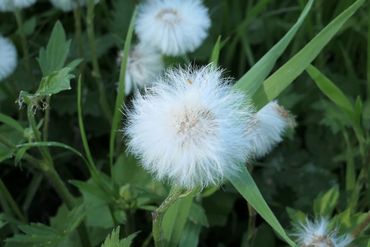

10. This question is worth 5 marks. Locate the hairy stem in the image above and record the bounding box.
[152,188,183,247]
[26,105,91,247]
[42,97,50,141]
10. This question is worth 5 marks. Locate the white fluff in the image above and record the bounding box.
[125,66,253,189]
[49,0,99,12]
[0,36,17,81]
[295,219,352,247]
[0,0,36,11]
[245,101,292,158]
[135,0,211,56]
[119,43,164,95]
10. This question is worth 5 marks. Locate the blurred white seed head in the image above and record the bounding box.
[0,0,36,11]
[245,101,294,158]
[117,43,164,95]
[0,36,17,81]
[49,0,99,12]
[135,0,211,56]
[125,65,253,189]
[295,219,352,247]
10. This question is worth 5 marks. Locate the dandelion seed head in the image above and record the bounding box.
[49,0,99,12]
[0,36,17,81]
[295,219,352,247]
[125,65,253,189]
[246,101,293,158]
[118,43,164,95]
[0,0,36,11]
[135,0,211,56]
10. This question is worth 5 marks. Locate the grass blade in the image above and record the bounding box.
[252,0,365,108]
[306,65,354,113]
[109,8,137,170]
[227,167,296,247]
[234,0,314,96]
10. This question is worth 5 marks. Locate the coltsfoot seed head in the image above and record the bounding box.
[49,0,99,12]
[118,43,164,95]
[125,65,253,189]
[0,0,36,11]
[0,36,17,81]
[245,101,294,158]
[135,0,211,56]
[295,219,352,247]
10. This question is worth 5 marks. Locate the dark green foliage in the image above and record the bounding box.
[0,0,369,246]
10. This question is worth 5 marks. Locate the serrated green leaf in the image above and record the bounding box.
[38,21,71,76]
[101,227,138,247]
[227,167,296,247]
[6,206,85,246]
[234,0,314,96]
[252,0,365,108]
[36,67,74,97]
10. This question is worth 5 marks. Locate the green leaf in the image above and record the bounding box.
[252,0,365,108]
[233,0,314,96]
[227,167,296,247]
[306,65,354,114]
[0,113,24,133]
[286,207,307,224]
[162,191,195,247]
[179,222,201,247]
[210,36,225,66]
[101,227,138,247]
[313,186,339,217]
[37,21,71,76]
[36,67,74,97]
[6,206,85,246]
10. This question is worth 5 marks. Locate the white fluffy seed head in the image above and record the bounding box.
[49,0,99,12]
[295,219,352,247]
[245,101,294,158]
[0,36,17,81]
[125,65,253,189]
[118,43,164,95]
[0,0,36,11]
[135,0,211,56]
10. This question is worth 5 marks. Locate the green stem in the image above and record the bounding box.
[247,203,256,242]
[42,97,51,141]
[43,167,75,208]
[25,105,91,247]
[86,0,112,123]
[27,105,53,165]
[0,178,27,223]
[14,9,31,74]
[77,76,114,199]
[22,174,43,212]
[77,76,96,169]
[73,6,84,59]
[152,188,183,247]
